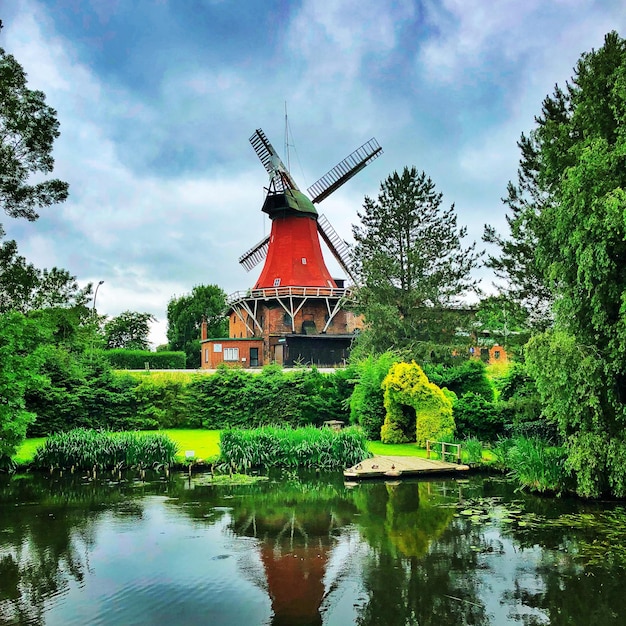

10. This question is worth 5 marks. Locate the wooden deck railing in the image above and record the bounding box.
[426,440,462,464]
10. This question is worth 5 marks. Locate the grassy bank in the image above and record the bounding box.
[14,431,479,466]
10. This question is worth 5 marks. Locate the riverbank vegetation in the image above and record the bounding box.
[220,426,369,471]
[33,429,177,472]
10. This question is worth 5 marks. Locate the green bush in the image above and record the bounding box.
[186,365,352,430]
[219,425,369,471]
[100,349,186,370]
[33,428,178,470]
[424,360,494,401]
[350,352,398,439]
[26,352,138,436]
[453,392,505,442]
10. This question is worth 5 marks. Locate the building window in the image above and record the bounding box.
[224,347,239,361]
[204,349,209,363]
[213,344,222,352]
[273,278,281,286]
[301,257,307,264]
[494,350,501,360]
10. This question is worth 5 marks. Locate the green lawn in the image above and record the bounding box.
[366,441,428,458]
[163,429,221,461]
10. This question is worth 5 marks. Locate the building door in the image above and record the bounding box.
[250,347,259,367]
[274,344,284,365]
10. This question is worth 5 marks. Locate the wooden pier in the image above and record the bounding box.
[344,455,470,480]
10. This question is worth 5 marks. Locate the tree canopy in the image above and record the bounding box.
[104,310,155,351]
[167,284,228,368]
[0,227,91,313]
[0,31,69,221]
[350,166,482,355]
[490,31,626,497]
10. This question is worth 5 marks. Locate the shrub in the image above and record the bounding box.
[350,352,398,439]
[381,362,454,445]
[424,359,494,401]
[453,392,505,442]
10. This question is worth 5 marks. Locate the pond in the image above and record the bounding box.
[1,469,625,626]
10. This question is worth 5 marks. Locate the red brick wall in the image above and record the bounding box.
[200,339,264,369]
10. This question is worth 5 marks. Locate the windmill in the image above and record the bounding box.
[219,128,382,368]
[239,128,382,289]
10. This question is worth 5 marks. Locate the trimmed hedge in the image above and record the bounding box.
[100,349,186,370]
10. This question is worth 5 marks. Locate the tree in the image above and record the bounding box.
[500,32,626,497]
[166,284,228,368]
[0,312,47,468]
[0,27,69,220]
[350,166,482,353]
[474,294,530,350]
[0,227,91,313]
[104,310,155,350]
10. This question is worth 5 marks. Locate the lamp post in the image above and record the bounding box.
[92,280,104,318]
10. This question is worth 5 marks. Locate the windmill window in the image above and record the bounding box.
[301,257,307,264]
[273,278,281,287]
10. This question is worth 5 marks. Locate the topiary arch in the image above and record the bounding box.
[380,361,455,446]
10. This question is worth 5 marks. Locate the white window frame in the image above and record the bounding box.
[224,347,239,362]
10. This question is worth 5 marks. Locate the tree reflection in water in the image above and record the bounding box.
[2,471,626,625]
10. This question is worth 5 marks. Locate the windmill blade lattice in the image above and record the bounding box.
[317,214,358,285]
[239,234,270,272]
[249,129,298,192]
[307,138,382,204]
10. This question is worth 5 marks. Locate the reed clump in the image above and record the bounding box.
[33,428,178,472]
[494,436,569,493]
[220,425,370,472]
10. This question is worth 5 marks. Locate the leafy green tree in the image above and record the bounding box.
[0,29,69,220]
[350,166,482,354]
[499,32,626,497]
[167,284,228,368]
[0,228,91,313]
[104,310,155,350]
[0,312,47,467]
[474,294,530,349]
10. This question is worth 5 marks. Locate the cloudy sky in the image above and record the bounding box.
[2,0,624,346]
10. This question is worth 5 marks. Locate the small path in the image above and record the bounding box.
[344,455,470,480]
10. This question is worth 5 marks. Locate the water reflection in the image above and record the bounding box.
[1,471,625,625]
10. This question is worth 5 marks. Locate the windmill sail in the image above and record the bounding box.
[246,127,380,284]
[239,234,270,272]
[317,214,358,285]
[249,129,298,192]
[307,138,382,204]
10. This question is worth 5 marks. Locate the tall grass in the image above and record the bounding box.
[33,428,178,471]
[220,426,370,471]
[496,436,569,493]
